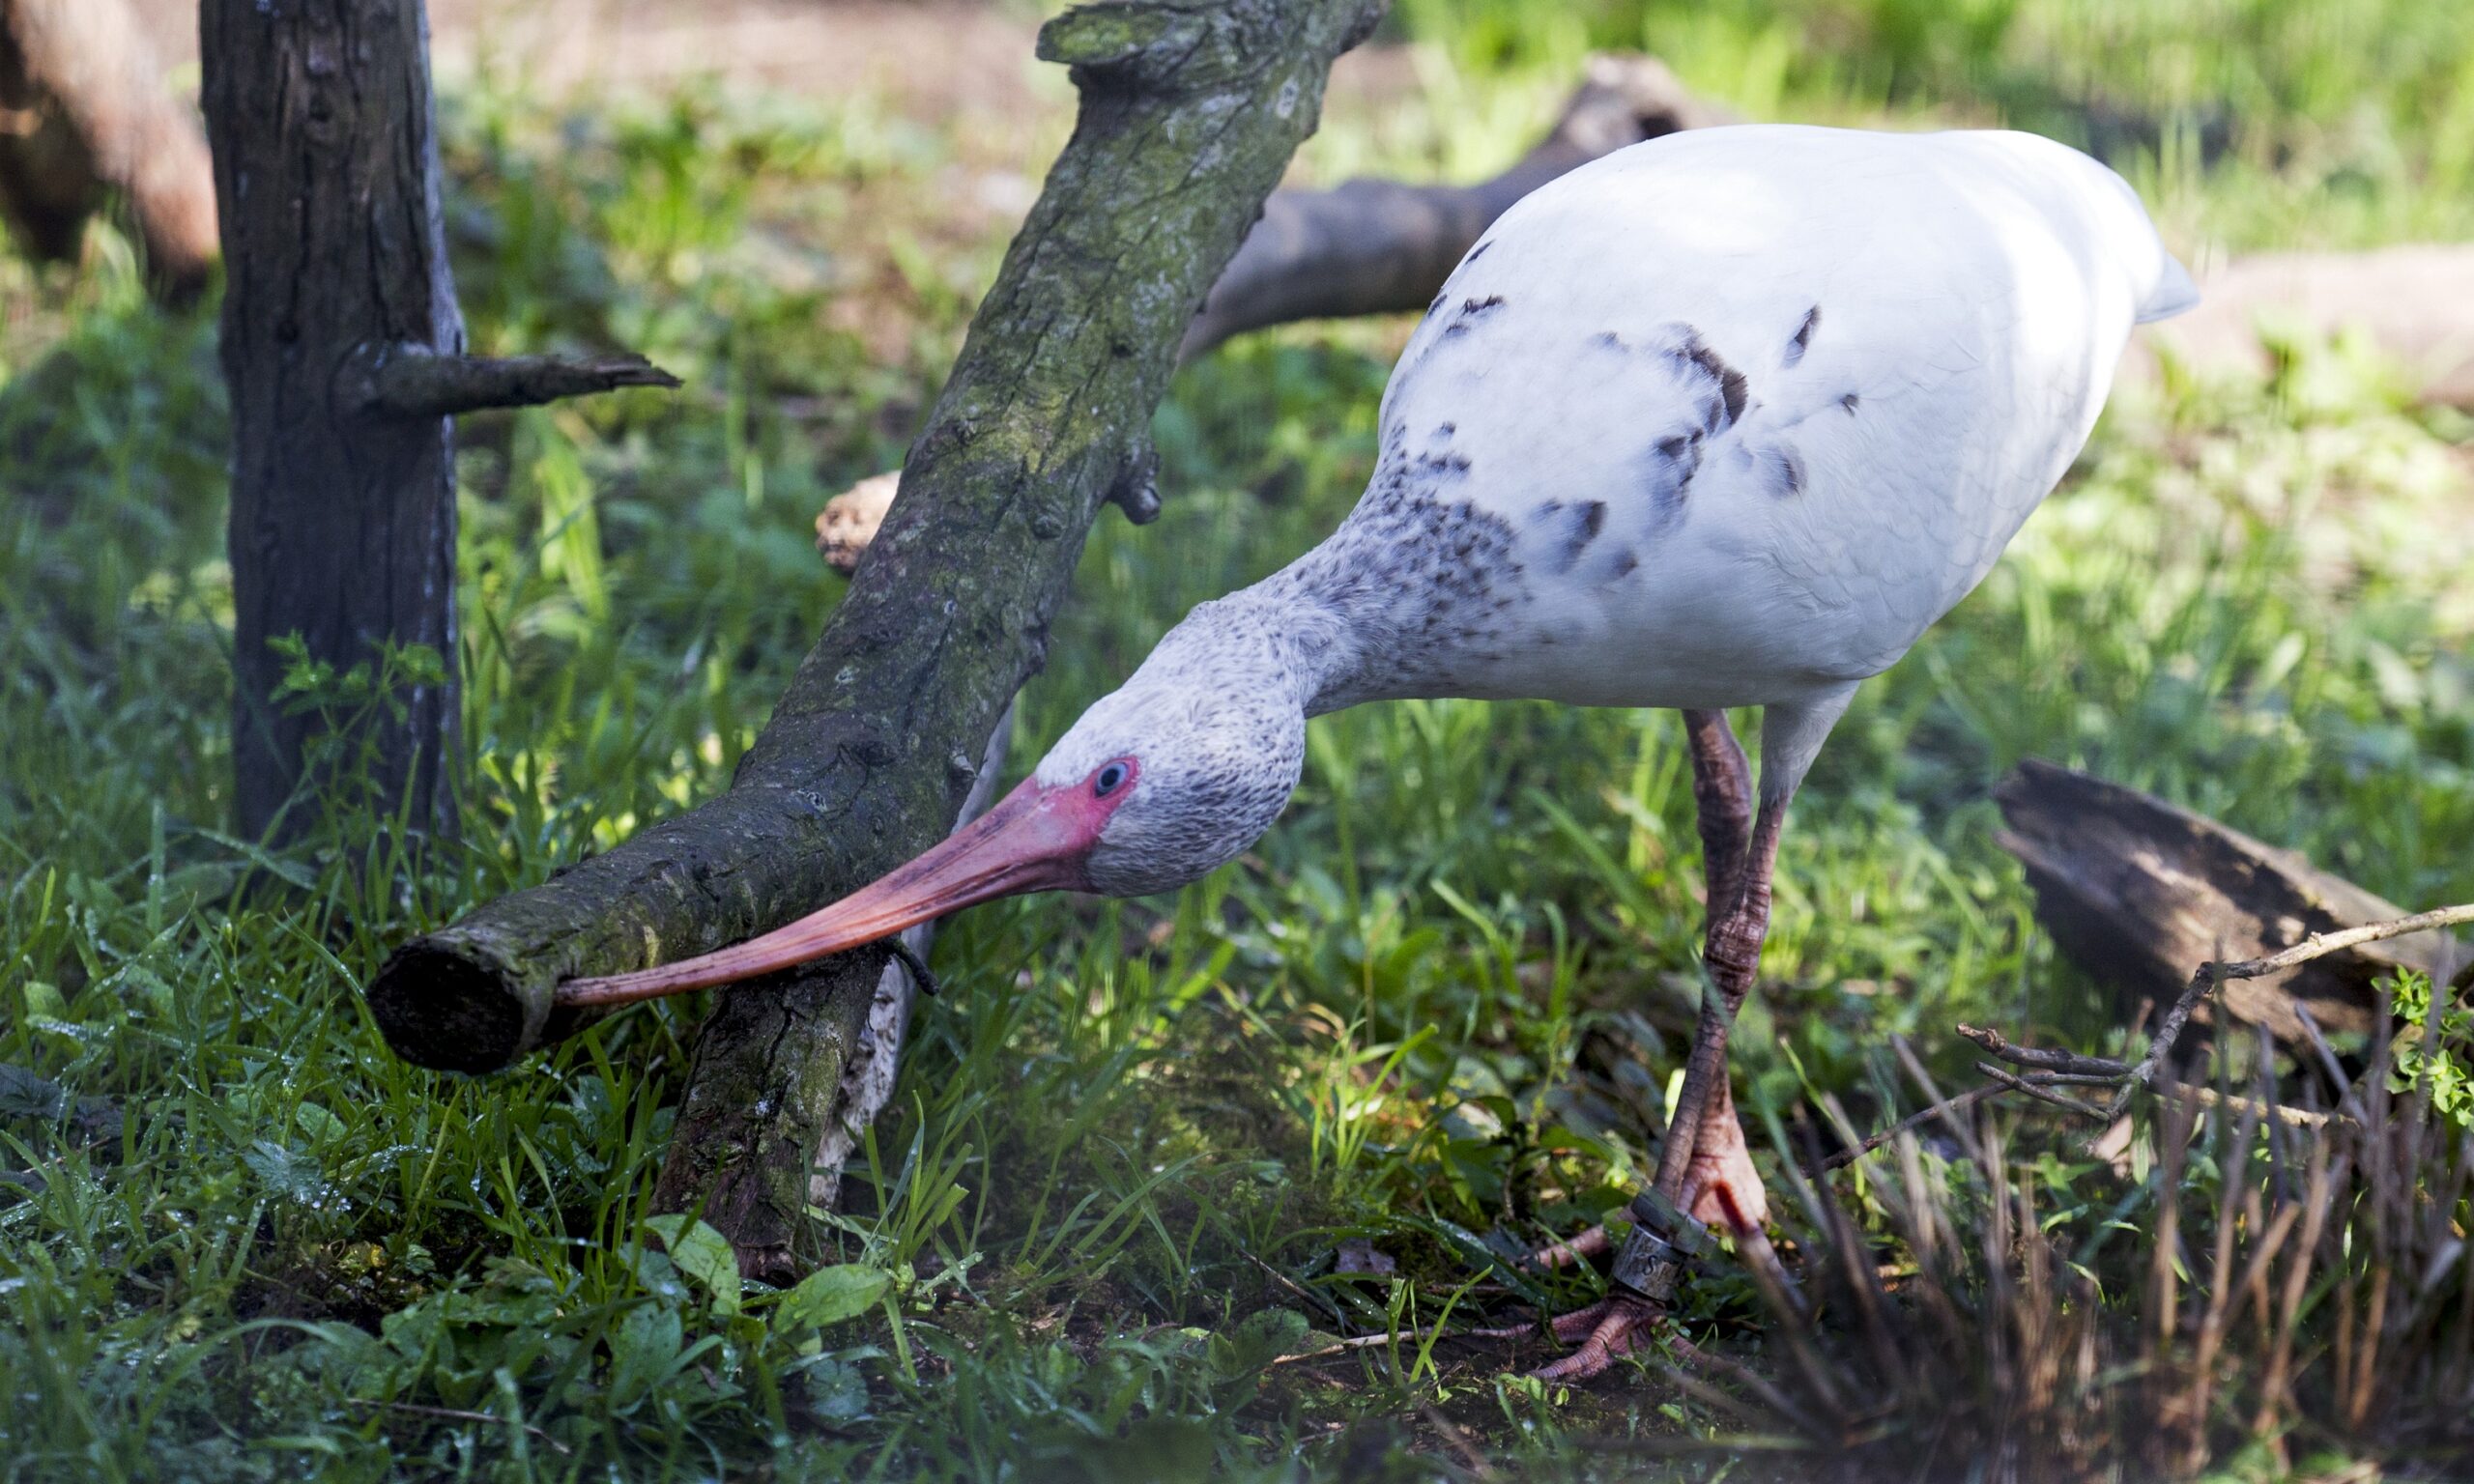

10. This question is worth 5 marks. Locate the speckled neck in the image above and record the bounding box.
[1243,452,1531,716]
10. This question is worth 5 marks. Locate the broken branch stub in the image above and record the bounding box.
[368,0,1389,1273]
[1995,758,2467,1043]
[360,346,680,421]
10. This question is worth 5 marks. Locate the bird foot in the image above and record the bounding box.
[1528,1292,1663,1383]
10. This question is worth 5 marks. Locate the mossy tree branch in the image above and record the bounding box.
[366,0,1389,1279]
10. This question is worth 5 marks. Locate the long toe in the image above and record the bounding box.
[1521,1223,1613,1273]
[1530,1294,1659,1383]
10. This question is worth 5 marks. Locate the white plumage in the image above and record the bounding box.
[1275,124,2197,797]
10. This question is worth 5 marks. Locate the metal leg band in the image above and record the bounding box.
[1608,1188,1712,1303]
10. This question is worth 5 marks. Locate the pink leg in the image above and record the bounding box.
[1534,710,1787,1383]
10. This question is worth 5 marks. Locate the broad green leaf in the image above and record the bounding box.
[775,1264,888,1332]
[643,1215,740,1317]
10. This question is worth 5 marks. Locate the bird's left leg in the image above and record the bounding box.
[1532,693,1850,1383]
[1518,709,1751,1275]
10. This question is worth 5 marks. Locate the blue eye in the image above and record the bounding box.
[1094,761,1131,797]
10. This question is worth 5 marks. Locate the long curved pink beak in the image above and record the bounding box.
[555,776,1094,1010]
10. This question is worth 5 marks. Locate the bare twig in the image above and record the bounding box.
[1959,1024,2127,1077]
[345,1400,573,1456]
[1815,1084,2008,1174]
[1974,1064,2111,1121]
[2155,1077,2339,1129]
[2100,902,2474,1125]
[2208,903,2474,983]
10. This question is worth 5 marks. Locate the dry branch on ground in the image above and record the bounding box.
[1996,757,2467,1044]
[1823,761,2474,1173]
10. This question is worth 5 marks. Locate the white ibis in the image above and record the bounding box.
[561,125,2196,1379]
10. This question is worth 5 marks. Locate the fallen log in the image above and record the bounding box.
[368,0,1390,1279]
[1181,52,1730,359]
[1995,758,2468,1045]
[0,0,216,300]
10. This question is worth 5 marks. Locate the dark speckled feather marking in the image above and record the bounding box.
[1670,328,1749,430]
[1533,498,1607,575]
[1762,444,1807,499]
[1785,305,1821,366]
[1465,240,1492,262]
[1840,391,1860,414]
[1441,295,1509,337]
[1641,427,1706,530]
[1277,451,1533,699]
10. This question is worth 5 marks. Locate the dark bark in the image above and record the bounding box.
[0,0,218,300]
[1995,758,2468,1044]
[202,0,671,842]
[1180,53,1729,359]
[367,0,1390,1276]
[204,0,466,841]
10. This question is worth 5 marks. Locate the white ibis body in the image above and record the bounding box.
[561,125,2194,1376]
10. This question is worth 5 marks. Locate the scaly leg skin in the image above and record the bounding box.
[1519,1083,1767,1277]
[1533,711,1787,1384]
[1680,1076,1769,1234]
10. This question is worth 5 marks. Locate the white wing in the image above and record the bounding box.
[1336,125,2192,712]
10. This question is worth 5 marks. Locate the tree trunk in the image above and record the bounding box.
[365,0,1389,1280]
[201,0,673,842]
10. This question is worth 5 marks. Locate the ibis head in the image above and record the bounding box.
[555,599,1317,1008]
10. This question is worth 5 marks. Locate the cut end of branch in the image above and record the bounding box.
[363,348,682,421]
[815,471,903,576]
[364,940,539,1073]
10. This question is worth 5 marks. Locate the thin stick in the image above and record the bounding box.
[2155,1077,2340,1129]
[1974,1064,2110,1120]
[345,1400,573,1456]
[2208,902,2474,982]
[1814,1084,2007,1173]
[2101,902,2474,1125]
[1959,1024,2127,1077]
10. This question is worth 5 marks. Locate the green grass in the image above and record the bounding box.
[5,4,2474,1478]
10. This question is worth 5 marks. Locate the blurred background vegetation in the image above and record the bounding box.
[2,0,2471,1478]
